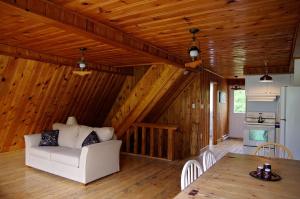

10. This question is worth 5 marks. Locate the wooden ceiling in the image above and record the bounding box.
[0,2,156,70]
[1,0,300,77]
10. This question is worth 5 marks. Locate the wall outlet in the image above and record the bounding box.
[192,103,196,109]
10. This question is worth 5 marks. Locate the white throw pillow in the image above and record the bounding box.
[53,123,79,148]
[94,127,114,142]
[75,125,94,149]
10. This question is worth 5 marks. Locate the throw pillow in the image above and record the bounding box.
[75,125,94,149]
[82,131,100,147]
[39,130,59,146]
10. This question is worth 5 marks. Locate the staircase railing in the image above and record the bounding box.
[122,123,178,160]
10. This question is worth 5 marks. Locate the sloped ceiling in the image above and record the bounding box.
[0,54,126,152]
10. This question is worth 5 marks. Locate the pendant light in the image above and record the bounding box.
[259,60,273,83]
[73,47,92,76]
[78,47,87,69]
[231,76,242,90]
[188,28,200,61]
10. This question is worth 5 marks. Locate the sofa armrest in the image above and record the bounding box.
[80,140,122,183]
[24,134,41,148]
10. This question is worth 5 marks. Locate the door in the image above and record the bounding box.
[209,82,218,145]
[229,88,246,138]
[285,87,300,160]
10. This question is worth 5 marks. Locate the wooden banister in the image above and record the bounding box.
[122,123,178,160]
[133,123,178,130]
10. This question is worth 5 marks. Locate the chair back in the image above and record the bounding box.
[254,142,294,159]
[202,150,217,172]
[181,160,203,190]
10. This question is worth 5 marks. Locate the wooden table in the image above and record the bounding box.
[174,153,300,199]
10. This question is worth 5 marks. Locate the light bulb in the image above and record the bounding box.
[189,46,199,60]
[79,62,86,69]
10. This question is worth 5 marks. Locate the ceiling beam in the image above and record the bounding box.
[1,0,185,68]
[244,65,290,75]
[0,43,133,75]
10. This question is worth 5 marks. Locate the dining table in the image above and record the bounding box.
[174,153,300,199]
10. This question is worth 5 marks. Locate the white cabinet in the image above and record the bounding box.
[245,76,271,96]
[246,75,292,97]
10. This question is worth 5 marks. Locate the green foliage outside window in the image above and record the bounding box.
[234,90,246,113]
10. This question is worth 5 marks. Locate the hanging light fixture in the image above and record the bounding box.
[259,60,273,83]
[188,28,200,61]
[73,47,92,76]
[78,47,87,69]
[231,76,242,90]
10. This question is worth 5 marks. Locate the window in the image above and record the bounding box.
[233,90,246,113]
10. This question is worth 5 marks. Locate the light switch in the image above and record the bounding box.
[192,103,196,109]
[200,104,204,109]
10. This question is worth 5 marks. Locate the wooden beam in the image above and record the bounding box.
[0,43,133,75]
[227,78,245,86]
[1,0,185,67]
[244,65,290,75]
[185,60,202,69]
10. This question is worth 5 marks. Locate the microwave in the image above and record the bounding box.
[243,125,275,147]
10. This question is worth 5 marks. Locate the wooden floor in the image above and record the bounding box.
[0,139,246,199]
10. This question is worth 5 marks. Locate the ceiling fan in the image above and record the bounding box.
[72,47,92,76]
[184,28,203,72]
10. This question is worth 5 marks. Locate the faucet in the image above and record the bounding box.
[258,113,265,123]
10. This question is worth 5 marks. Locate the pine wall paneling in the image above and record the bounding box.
[156,71,228,158]
[106,67,229,159]
[104,66,148,126]
[0,55,126,152]
[110,64,184,137]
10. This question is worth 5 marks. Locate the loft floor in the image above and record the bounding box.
[0,139,246,199]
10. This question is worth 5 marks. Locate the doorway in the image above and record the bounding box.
[229,88,246,139]
[209,82,218,145]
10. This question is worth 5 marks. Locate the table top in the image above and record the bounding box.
[174,153,300,199]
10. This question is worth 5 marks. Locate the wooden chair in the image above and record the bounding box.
[202,150,217,172]
[254,142,294,159]
[180,160,203,190]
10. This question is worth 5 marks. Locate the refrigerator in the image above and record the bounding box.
[280,86,300,160]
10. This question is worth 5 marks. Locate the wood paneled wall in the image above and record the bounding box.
[0,55,126,152]
[156,71,228,158]
[105,67,228,159]
[104,67,148,126]
[110,64,184,137]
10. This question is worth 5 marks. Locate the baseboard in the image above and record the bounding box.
[228,136,243,140]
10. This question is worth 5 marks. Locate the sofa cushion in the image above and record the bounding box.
[93,127,114,142]
[82,131,100,147]
[30,146,62,160]
[50,147,81,167]
[53,123,79,148]
[39,130,59,146]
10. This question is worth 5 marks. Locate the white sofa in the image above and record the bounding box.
[24,123,122,184]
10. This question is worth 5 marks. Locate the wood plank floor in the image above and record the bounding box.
[0,139,247,199]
